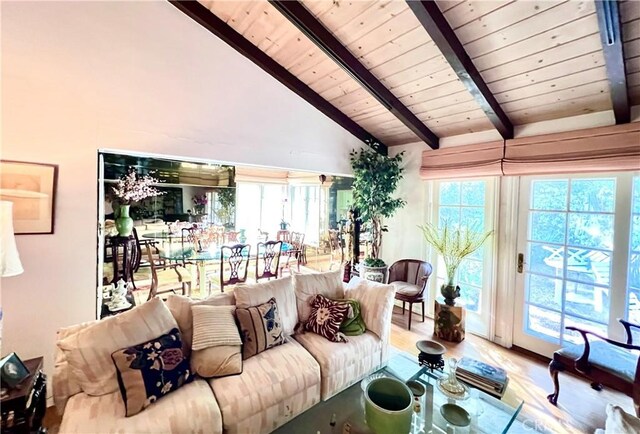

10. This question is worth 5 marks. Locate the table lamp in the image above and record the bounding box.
[1,201,23,277]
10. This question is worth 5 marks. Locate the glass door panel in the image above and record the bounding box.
[627,176,640,342]
[514,173,636,356]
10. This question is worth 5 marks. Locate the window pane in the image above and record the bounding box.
[458,259,482,287]
[569,179,615,213]
[459,285,480,313]
[634,177,640,214]
[461,207,484,230]
[439,182,460,206]
[565,248,611,287]
[532,180,568,211]
[461,181,485,206]
[564,280,610,324]
[563,316,608,344]
[525,305,561,343]
[567,213,614,250]
[530,211,566,244]
[528,242,563,277]
[631,215,640,252]
[526,274,562,311]
[439,206,460,227]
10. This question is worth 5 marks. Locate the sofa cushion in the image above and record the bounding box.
[292,270,344,324]
[111,328,193,417]
[234,277,297,336]
[57,298,178,396]
[191,345,242,379]
[236,298,285,359]
[391,281,422,296]
[304,295,350,342]
[294,330,382,400]
[603,403,640,434]
[59,379,222,434]
[209,338,321,434]
[165,293,235,354]
[191,305,241,350]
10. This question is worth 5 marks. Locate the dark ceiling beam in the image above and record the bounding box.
[407,0,513,140]
[168,1,388,155]
[269,0,439,150]
[595,0,630,124]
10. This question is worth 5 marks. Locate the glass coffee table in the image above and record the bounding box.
[273,352,524,434]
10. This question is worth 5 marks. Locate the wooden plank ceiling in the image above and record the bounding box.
[195,0,634,146]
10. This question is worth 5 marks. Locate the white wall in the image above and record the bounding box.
[0,0,363,385]
[381,142,428,264]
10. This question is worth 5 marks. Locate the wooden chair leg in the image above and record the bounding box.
[402,301,405,315]
[408,302,413,330]
[421,301,425,322]
[546,359,564,406]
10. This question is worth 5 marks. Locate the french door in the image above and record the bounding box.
[513,172,638,357]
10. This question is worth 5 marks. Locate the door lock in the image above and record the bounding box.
[517,253,524,273]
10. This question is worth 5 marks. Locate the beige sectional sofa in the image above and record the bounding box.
[53,274,395,434]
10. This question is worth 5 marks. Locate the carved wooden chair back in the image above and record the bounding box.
[220,243,251,292]
[257,229,269,242]
[290,231,305,249]
[256,241,283,281]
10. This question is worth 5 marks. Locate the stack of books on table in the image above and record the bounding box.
[455,357,509,399]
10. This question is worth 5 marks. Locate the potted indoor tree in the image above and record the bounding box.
[419,221,492,342]
[112,168,164,237]
[350,144,406,282]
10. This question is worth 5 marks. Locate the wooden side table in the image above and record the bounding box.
[109,235,137,287]
[1,357,47,434]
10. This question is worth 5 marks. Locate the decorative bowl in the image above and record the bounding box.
[440,403,471,427]
[416,340,446,356]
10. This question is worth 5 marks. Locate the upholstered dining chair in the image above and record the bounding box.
[256,240,283,281]
[388,259,433,330]
[219,243,251,292]
[145,245,191,301]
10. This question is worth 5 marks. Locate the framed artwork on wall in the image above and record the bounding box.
[0,160,58,234]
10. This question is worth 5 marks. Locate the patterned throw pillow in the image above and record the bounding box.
[304,294,351,342]
[111,328,193,417]
[235,297,285,359]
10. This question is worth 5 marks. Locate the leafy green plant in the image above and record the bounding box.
[363,257,386,268]
[419,221,492,304]
[214,188,236,228]
[350,144,406,261]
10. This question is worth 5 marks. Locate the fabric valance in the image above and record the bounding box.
[419,141,503,180]
[502,123,640,176]
[420,123,640,179]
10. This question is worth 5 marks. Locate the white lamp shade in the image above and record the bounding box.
[1,201,23,277]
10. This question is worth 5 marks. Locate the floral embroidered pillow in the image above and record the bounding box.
[236,297,285,359]
[111,328,193,416]
[304,294,350,342]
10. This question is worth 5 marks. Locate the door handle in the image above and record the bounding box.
[517,253,524,274]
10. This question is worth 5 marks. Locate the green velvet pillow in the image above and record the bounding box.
[337,299,366,336]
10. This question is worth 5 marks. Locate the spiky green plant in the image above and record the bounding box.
[419,222,492,287]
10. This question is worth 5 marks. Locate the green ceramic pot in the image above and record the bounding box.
[364,377,413,434]
[115,204,134,237]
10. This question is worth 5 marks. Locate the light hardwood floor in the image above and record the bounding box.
[389,306,633,434]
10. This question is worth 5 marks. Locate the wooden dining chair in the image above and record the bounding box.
[282,232,305,273]
[145,244,191,301]
[256,241,283,281]
[219,243,251,292]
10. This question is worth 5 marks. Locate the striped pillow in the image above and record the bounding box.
[304,294,350,342]
[191,305,242,351]
[235,298,285,359]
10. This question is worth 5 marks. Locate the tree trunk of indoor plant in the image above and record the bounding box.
[371,216,382,260]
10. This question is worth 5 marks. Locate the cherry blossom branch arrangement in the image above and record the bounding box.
[112,168,165,205]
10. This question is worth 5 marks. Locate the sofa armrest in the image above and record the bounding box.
[345,277,396,363]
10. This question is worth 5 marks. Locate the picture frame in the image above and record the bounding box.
[0,352,30,388]
[0,160,58,234]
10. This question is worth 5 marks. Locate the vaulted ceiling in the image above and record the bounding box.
[172,0,640,151]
